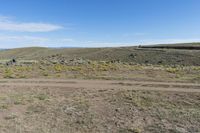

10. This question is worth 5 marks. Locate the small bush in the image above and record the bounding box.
[54,64,63,72]
[35,94,49,101]
[166,67,179,74]
[4,69,14,78]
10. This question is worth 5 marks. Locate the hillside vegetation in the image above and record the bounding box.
[0,43,200,66]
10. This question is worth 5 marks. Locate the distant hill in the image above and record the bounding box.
[0,43,200,66]
[139,42,200,50]
[0,49,8,51]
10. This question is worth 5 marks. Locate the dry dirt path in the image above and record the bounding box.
[0,79,200,93]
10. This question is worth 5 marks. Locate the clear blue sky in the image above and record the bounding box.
[0,0,200,48]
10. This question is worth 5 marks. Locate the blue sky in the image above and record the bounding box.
[0,0,200,48]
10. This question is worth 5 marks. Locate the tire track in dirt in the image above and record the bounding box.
[0,79,200,92]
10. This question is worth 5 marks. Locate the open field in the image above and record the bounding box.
[0,44,200,132]
[0,79,199,133]
[2,0,200,132]
[0,63,199,133]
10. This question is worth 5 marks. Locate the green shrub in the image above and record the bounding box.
[4,69,14,78]
[166,67,179,74]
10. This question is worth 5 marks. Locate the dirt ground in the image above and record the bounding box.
[0,79,199,133]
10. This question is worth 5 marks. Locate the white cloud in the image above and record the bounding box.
[0,15,10,21]
[0,34,199,48]
[60,38,74,42]
[0,36,48,42]
[0,35,74,48]
[0,35,49,48]
[79,38,200,47]
[0,15,63,32]
[80,42,135,47]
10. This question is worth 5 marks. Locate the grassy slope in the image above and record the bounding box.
[0,43,200,65]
